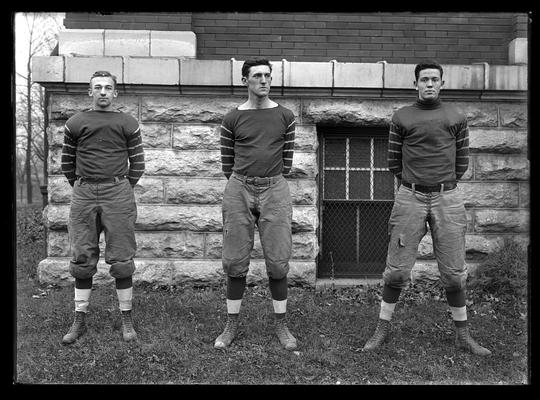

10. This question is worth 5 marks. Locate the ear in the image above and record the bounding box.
[413,81,418,90]
[113,89,118,98]
[88,88,93,97]
[440,80,445,88]
[241,76,248,86]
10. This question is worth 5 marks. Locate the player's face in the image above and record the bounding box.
[415,68,444,101]
[243,64,272,98]
[89,76,117,110]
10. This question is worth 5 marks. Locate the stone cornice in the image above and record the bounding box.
[32,56,528,94]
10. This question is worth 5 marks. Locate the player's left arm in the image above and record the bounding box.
[455,119,470,181]
[127,121,145,187]
[282,113,296,176]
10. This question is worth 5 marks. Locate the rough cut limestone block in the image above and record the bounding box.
[474,209,529,233]
[305,99,500,128]
[295,125,319,152]
[47,121,65,149]
[416,233,530,260]
[144,149,222,177]
[133,177,165,203]
[44,204,318,233]
[273,98,302,118]
[519,183,530,208]
[48,228,318,261]
[46,230,207,259]
[142,97,241,123]
[47,175,317,208]
[136,231,206,258]
[474,154,529,180]
[460,163,474,180]
[410,261,479,282]
[141,96,301,123]
[205,231,318,260]
[140,123,173,148]
[50,146,316,183]
[170,123,317,152]
[465,234,529,257]
[37,258,316,287]
[163,177,316,205]
[48,150,62,176]
[453,102,499,127]
[47,175,164,205]
[48,176,72,204]
[58,29,104,56]
[136,205,222,232]
[499,104,528,128]
[165,178,226,204]
[172,124,221,150]
[469,128,527,154]
[47,230,71,257]
[460,182,519,208]
[32,56,64,82]
[302,99,406,126]
[50,94,139,121]
[140,149,318,178]
[287,179,318,205]
[288,152,318,178]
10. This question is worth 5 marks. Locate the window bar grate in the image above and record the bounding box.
[345,138,350,200]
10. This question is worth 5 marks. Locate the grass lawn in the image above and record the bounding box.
[15,274,529,385]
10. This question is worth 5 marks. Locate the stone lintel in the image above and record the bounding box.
[58,29,196,58]
[32,56,529,92]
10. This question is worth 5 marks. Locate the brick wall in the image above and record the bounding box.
[63,12,528,64]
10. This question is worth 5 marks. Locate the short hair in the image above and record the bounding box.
[89,70,117,88]
[414,60,443,81]
[241,58,272,78]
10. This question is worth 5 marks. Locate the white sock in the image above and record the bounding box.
[226,299,242,314]
[74,288,91,313]
[116,287,133,311]
[450,306,467,322]
[272,299,287,314]
[379,300,397,321]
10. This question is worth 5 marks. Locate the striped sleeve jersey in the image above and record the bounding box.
[387,98,469,185]
[220,104,296,179]
[61,110,145,187]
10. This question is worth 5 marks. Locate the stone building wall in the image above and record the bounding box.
[33,32,528,287]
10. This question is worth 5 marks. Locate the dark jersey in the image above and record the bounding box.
[219,104,296,179]
[387,99,469,185]
[61,110,145,186]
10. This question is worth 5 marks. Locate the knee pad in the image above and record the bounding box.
[222,256,250,277]
[265,259,289,280]
[109,260,136,279]
[69,263,97,280]
[383,269,410,289]
[443,275,467,292]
